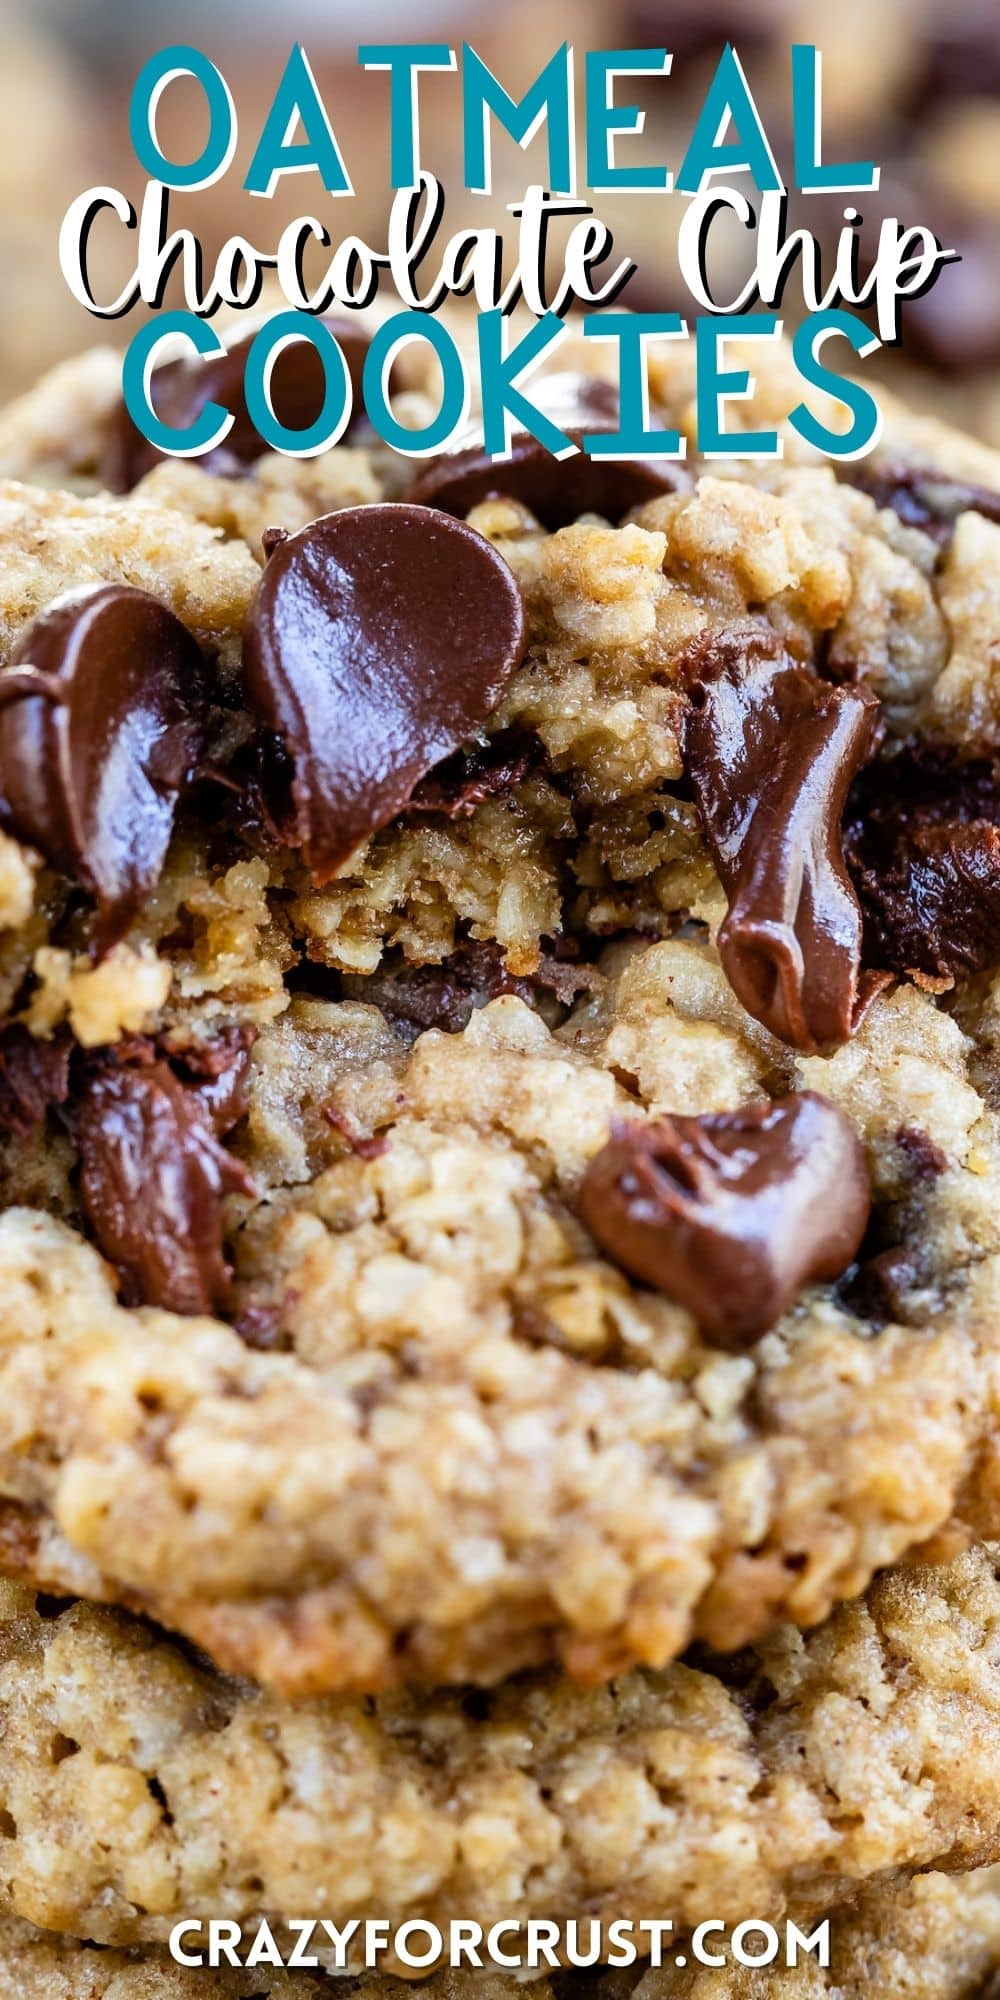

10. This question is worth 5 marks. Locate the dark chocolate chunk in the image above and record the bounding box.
[848,738,1000,831]
[73,1047,254,1317]
[105,316,371,492]
[855,819,1000,985]
[0,1025,71,1138]
[0,584,205,950]
[402,731,543,819]
[243,504,527,880]
[848,463,1000,543]
[409,372,689,528]
[158,1023,257,1132]
[579,1094,871,1350]
[845,740,1000,984]
[839,1244,922,1330]
[895,1125,949,1179]
[681,629,881,1052]
[341,938,601,1043]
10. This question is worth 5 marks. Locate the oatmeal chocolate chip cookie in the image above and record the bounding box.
[1,339,1000,1685]
[0,1547,999,1954]
[0,351,965,999]
[0,934,998,1690]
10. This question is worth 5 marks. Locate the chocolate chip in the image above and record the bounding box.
[0,1025,71,1138]
[856,820,1000,985]
[402,731,543,820]
[579,1094,871,1350]
[0,585,205,950]
[681,629,881,1052]
[158,1023,257,1132]
[243,504,527,880]
[105,316,371,492]
[409,371,689,528]
[341,938,601,1043]
[342,943,528,1040]
[896,1125,949,1179]
[845,741,1000,984]
[847,463,1000,542]
[260,527,289,559]
[73,1050,254,1317]
[839,1245,922,1330]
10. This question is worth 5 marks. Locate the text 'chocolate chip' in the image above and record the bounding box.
[244,503,527,880]
[579,1094,871,1349]
[0,584,205,949]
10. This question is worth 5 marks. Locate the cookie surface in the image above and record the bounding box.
[1,338,1000,1689]
[615,1865,1000,1999]
[0,1546,999,1953]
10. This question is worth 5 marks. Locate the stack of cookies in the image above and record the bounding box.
[0,323,998,1998]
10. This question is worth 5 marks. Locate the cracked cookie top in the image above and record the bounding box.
[0,333,1000,1690]
[0,1545,999,1957]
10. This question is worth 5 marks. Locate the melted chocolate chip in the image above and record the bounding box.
[0,1025,71,1138]
[402,731,543,819]
[839,1244,922,1331]
[857,820,1000,984]
[848,463,1000,543]
[159,1023,257,1132]
[896,1125,949,1179]
[105,317,371,492]
[681,629,881,1052]
[243,504,527,880]
[848,738,1000,830]
[845,741,1000,984]
[579,1094,871,1350]
[0,585,205,950]
[72,1041,254,1317]
[409,372,689,528]
[341,938,601,1043]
